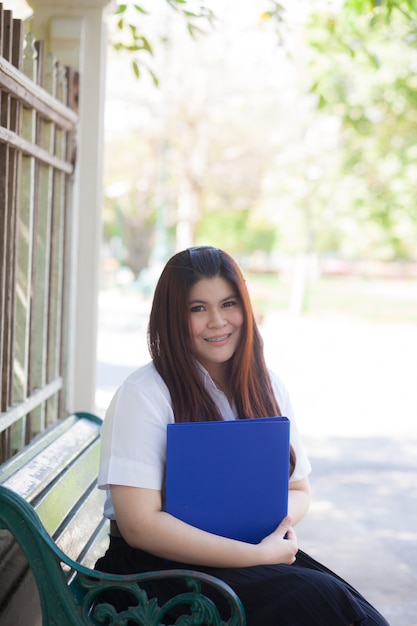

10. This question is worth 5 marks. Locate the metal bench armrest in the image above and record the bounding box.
[0,485,246,626]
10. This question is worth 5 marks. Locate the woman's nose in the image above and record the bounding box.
[208,309,226,328]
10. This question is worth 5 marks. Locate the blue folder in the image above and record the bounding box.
[165,417,290,544]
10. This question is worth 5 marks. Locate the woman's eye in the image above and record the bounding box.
[223,300,236,308]
[190,305,205,313]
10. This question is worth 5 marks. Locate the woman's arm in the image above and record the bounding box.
[111,484,298,568]
[288,476,311,525]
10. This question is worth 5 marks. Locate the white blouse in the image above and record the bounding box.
[98,361,312,519]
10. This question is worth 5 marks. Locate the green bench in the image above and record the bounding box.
[0,412,246,625]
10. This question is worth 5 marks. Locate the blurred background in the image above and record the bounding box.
[97,0,417,423]
[101,0,417,292]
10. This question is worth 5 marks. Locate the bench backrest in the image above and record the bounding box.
[0,412,109,621]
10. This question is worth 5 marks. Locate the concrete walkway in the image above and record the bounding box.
[261,312,417,625]
[96,288,417,626]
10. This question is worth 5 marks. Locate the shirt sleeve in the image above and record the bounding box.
[97,365,174,492]
[269,370,312,482]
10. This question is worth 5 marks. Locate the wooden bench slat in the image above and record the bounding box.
[79,519,111,569]
[34,441,100,537]
[1,413,101,501]
[55,483,108,561]
[0,413,80,478]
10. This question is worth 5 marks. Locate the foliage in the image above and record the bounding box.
[110,0,215,83]
[196,209,279,257]
[302,0,417,260]
[104,0,417,272]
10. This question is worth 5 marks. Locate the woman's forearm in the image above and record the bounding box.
[288,477,311,525]
[131,509,261,566]
[111,485,298,568]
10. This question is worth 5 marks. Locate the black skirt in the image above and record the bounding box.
[94,536,390,626]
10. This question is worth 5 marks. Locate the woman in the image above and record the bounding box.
[96,246,389,626]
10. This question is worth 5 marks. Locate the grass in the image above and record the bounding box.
[245,272,417,325]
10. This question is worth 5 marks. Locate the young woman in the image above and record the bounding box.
[95,246,389,626]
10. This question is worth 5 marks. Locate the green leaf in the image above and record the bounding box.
[132,60,140,78]
[187,23,205,38]
[318,93,327,109]
[133,4,148,14]
[183,10,201,18]
[144,37,153,54]
[115,4,127,15]
[148,69,159,87]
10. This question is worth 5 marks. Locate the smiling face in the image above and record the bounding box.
[188,276,244,380]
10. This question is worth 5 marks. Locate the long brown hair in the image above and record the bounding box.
[148,246,295,473]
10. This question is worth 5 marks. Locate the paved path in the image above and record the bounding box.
[297,435,417,625]
[96,288,417,626]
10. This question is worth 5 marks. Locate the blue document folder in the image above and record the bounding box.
[165,417,290,544]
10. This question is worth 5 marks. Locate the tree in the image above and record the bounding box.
[301,0,417,261]
[109,0,216,84]
[104,1,299,272]
[105,0,417,282]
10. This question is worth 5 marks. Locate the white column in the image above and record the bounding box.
[27,0,113,412]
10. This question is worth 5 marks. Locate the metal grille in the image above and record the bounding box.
[0,5,79,462]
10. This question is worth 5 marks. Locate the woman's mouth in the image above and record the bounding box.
[205,334,230,343]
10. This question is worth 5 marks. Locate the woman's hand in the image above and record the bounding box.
[111,485,298,569]
[257,516,298,565]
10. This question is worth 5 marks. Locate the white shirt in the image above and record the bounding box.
[98,361,312,519]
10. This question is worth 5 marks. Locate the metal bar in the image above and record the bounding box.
[0,12,78,460]
[0,56,78,129]
[0,378,63,432]
[0,126,73,173]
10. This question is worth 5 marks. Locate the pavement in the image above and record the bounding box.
[95,287,417,626]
